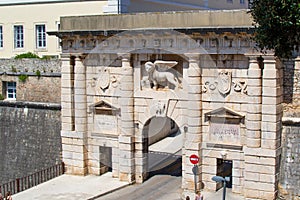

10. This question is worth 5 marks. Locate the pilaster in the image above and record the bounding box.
[61,54,73,132]
[61,55,88,176]
[118,53,135,183]
[183,53,202,193]
[244,55,282,200]
[246,56,262,148]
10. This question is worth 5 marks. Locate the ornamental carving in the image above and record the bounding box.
[97,68,110,90]
[203,70,247,96]
[89,68,120,93]
[144,60,181,90]
[217,70,232,95]
[150,100,167,117]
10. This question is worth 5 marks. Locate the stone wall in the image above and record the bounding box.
[0,101,62,184]
[280,120,300,199]
[280,58,300,199]
[0,58,61,103]
[0,59,61,73]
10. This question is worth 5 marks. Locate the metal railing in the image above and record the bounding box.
[0,162,64,196]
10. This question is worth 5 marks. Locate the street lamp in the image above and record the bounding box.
[212,176,230,200]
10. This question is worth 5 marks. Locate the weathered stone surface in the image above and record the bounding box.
[0,102,62,184]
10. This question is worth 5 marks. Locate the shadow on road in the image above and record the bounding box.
[148,152,182,178]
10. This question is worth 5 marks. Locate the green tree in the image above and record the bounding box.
[249,0,300,58]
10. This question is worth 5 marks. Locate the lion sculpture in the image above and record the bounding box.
[144,60,180,90]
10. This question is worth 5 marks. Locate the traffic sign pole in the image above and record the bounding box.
[189,154,199,194]
[193,164,197,193]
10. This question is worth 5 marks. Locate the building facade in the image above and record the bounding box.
[0,0,107,58]
[104,0,249,13]
[50,10,291,199]
[0,0,248,58]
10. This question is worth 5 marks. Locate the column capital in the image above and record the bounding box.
[262,55,277,63]
[246,55,260,63]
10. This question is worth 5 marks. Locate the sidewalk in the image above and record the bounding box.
[185,188,245,200]
[12,172,130,200]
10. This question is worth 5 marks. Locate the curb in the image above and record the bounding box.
[87,181,135,200]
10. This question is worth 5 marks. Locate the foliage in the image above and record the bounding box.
[35,70,41,77]
[0,94,4,100]
[249,0,300,58]
[18,74,28,82]
[14,52,40,59]
[11,65,17,73]
[41,55,56,60]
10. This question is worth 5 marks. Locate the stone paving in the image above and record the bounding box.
[12,173,129,200]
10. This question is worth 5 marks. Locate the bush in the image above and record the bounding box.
[14,52,40,59]
[19,74,28,82]
[0,94,4,100]
[36,70,41,77]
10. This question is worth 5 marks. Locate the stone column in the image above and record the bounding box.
[246,56,262,147]
[61,54,73,132]
[244,56,282,199]
[62,54,88,175]
[183,53,202,194]
[61,54,75,174]
[118,53,135,183]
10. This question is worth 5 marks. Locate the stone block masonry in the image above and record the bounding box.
[280,120,300,199]
[0,58,61,103]
[0,101,62,184]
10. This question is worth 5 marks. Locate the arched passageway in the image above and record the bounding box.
[142,116,182,177]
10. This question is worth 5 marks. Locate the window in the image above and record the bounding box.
[14,25,24,48]
[240,0,245,4]
[36,24,46,48]
[227,0,233,3]
[6,82,16,100]
[0,26,3,48]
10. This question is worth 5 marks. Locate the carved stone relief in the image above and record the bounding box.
[142,60,182,90]
[89,67,120,94]
[203,70,247,96]
[150,100,167,117]
[217,70,232,95]
[97,68,110,90]
[61,32,253,55]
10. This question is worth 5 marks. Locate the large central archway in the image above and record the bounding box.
[142,116,183,178]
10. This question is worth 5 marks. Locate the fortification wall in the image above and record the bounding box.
[0,102,61,184]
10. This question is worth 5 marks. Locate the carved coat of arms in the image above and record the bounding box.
[97,68,110,90]
[217,70,232,95]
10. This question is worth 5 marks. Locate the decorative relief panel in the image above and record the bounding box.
[61,32,253,55]
[89,67,120,94]
[141,60,182,90]
[150,100,167,117]
[203,70,247,96]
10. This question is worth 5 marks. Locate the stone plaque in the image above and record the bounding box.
[209,122,240,144]
[94,115,118,135]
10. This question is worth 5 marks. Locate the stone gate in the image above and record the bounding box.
[51,10,284,199]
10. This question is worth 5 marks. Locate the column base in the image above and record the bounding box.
[135,172,148,183]
[64,165,88,176]
[119,172,135,183]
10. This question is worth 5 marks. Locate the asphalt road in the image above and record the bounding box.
[96,151,182,200]
[95,174,182,200]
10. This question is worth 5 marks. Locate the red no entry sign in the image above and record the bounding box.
[189,154,199,165]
